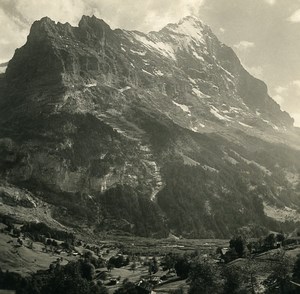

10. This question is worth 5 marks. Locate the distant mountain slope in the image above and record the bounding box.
[0,15,299,238]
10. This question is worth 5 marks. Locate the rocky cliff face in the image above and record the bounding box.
[0,15,299,238]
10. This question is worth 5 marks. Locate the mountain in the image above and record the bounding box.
[0,15,300,238]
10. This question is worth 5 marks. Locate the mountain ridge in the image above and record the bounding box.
[4,15,293,127]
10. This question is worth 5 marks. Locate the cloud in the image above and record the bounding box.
[291,80,300,88]
[273,86,287,103]
[271,80,300,126]
[219,27,225,33]
[274,80,300,98]
[0,8,28,61]
[89,0,206,32]
[273,94,285,104]
[287,9,300,23]
[0,0,206,61]
[272,80,300,127]
[274,86,287,94]
[264,0,276,5]
[233,41,255,51]
[15,0,88,26]
[1,0,206,30]
[291,113,300,127]
[0,0,30,27]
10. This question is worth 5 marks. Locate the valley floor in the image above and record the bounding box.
[1,224,300,293]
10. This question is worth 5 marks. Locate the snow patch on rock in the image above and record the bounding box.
[223,152,238,165]
[119,86,131,93]
[172,101,191,116]
[133,34,176,60]
[142,69,154,76]
[210,106,231,121]
[154,69,164,76]
[202,165,219,173]
[130,49,146,56]
[168,16,206,45]
[218,65,234,79]
[192,50,205,61]
[85,82,97,87]
[239,122,253,128]
[192,88,210,98]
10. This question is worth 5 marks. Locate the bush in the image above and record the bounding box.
[0,260,107,294]
[174,257,191,279]
[108,255,128,269]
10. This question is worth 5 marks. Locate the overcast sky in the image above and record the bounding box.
[0,0,299,126]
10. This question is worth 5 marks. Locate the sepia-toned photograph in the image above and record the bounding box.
[0,0,300,293]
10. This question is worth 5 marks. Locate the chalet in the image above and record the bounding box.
[107,278,119,286]
[148,276,162,285]
[217,247,230,262]
[221,248,229,256]
[95,270,107,280]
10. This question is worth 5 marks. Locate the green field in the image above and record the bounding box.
[0,232,77,276]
